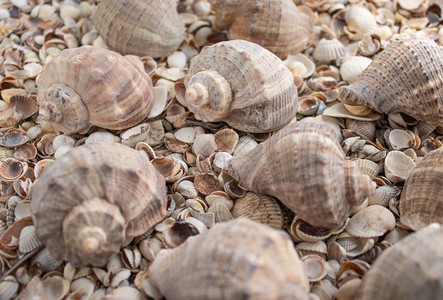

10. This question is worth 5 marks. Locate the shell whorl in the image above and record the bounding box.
[180,40,298,133]
[62,198,125,267]
[338,37,443,126]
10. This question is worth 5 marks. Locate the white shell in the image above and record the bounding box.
[384,150,416,182]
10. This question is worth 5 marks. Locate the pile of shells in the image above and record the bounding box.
[0,0,441,299]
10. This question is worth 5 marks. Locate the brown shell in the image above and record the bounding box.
[338,38,443,126]
[211,0,314,58]
[31,142,167,267]
[228,122,375,229]
[93,0,185,58]
[149,218,310,300]
[175,40,298,133]
[37,46,154,134]
[399,148,443,231]
[356,224,443,300]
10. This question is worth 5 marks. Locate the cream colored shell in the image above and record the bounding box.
[37,46,154,134]
[149,218,310,300]
[211,0,314,58]
[175,40,298,133]
[338,37,443,126]
[31,142,168,267]
[93,0,185,58]
[228,122,375,229]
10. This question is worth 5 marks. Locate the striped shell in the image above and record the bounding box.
[399,148,443,231]
[93,0,185,58]
[228,122,375,229]
[356,224,443,300]
[175,40,298,133]
[31,142,167,267]
[338,37,443,126]
[37,46,153,134]
[211,0,314,58]
[149,218,310,300]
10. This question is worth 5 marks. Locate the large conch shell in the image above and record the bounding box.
[37,46,153,134]
[356,223,443,300]
[149,218,310,300]
[31,142,168,267]
[175,40,298,133]
[228,122,375,229]
[399,148,443,231]
[338,37,443,126]
[93,0,185,58]
[210,0,315,58]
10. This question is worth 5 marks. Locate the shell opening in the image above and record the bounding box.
[40,84,90,134]
[184,70,232,122]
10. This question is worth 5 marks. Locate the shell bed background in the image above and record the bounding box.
[0,0,442,300]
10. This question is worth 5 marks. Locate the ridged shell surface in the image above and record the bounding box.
[31,142,167,266]
[356,224,443,300]
[93,0,185,58]
[211,0,314,58]
[228,122,375,228]
[149,218,310,300]
[399,148,443,231]
[338,37,443,126]
[37,46,153,134]
[179,40,298,133]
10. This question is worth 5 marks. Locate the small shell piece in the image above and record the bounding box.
[400,148,443,231]
[31,142,168,267]
[149,218,310,300]
[228,122,375,228]
[357,224,443,300]
[211,0,314,58]
[338,38,443,126]
[175,40,298,133]
[37,46,154,134]
[93,0,185,58]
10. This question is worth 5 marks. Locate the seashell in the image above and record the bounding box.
[0,158,28,181]
[289,217,332,243]
[399,148,443,231]
[211,0,314,58]
[149,218,310,299]
[37,46,154,134]
[302,255,328,282]
[214,129,238,154]
[194,172,221,195]
[175,40,298,133]
[298,96,320,116]
[162,220,199,248]
[31,247,62,273]
[336,278,361,300]
[9,95,39,118]
[232,135,258,157]
[339,56,373,84]
[31,142,168,267]
[14,143,37,161]
[231,192,285,229]
[104,286,145,300]
[0,128,29,148]
[173,127,197,144]
[356,224,443,300]
[207,202,234,223]
[151,156,182,183]
[120,123,151,148]
[93,0,185,58]
[343,104,372,117]
[313,38,350,62]
[205,191,233,210]
[388,129,418,150]
[344,6,377,37]
[368,185,401,207]
[322,103,380,122]
[33,159,54,179]
[345,119,376,141]
[338,38,443,126]
[384,150,416,182]
[228,122,375,228]
[52,135,76,151]
[295,241,328,257]
[284,54,316,78]
[358,34,381,57]
[18,225,41,254]
[345,205,396,237]
[192,134,217,158]
[355,159,380,179]
[0,276,19,300]
[212,152,233,173]
[41,275,70,300]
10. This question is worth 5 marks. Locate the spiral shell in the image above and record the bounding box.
[399,148,443,231]
[93,0,185,58]
[31,142,168,267]
[338,37,443,126]
[356,224,443,300]
[211,0,314,58]
[37,46,154,134]
[175,40,298,133]
[148,218,310,299]
[228,122,375,229]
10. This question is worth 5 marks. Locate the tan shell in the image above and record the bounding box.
[228,122,375,229]
[37,46,154,134]
[93,0,185,58]
[175,40,298,133]
[149,218,310,300]
[211,0,314,58]
[338,38,443,126]
[356,224,443,300]
[399,148,443,231]
[31,142,168,267]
